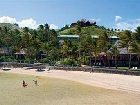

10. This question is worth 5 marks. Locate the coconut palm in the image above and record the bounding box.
[98,32,109,53]
[79,35,93,65]
[21,27,33,60]
[37,25,45,42]
[132,27,140,65]
[60,41,69,60]
[119,30,135,69]
[98,32,110,67]
[92,39,99,66]
[44,23,50,42]
[110,46,119,69]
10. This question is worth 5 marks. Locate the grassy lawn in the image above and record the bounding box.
[118,67,129,70]
[0,72,140,105]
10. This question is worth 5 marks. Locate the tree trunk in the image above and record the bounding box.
[78,50,81,65]
[90,56,92,67]
[95,56,97,66]
[128,54,131,69]
[107,56,110,68]
[138,54,140,67]
[83,52,85,64]
[115,55,118,69]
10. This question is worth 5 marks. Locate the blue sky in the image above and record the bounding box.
[0,0,140,30]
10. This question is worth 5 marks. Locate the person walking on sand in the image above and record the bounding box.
[33,80,38,86]
[23,80,25,87]
[23,80,28,87]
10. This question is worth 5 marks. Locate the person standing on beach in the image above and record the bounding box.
[23,80,25,87]
[23,80,28,87]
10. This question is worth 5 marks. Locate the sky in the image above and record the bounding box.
[0,0,140,31]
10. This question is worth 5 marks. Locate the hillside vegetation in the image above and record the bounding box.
[59,19,117,36]
[59,26,117,36]
[0,19,140,68]
[0,23,19,30]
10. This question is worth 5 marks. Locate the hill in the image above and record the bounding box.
[59,19,118,36]
[0,23,19,30]
[60,26,117,36]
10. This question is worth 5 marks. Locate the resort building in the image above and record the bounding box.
[56,35,138,67]
[91,35,119,44]
[58,34,119,44]
[57,34,79,43]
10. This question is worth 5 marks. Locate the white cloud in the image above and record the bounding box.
[0,16,59,29]
[115,16,140,31]
[90,18,101,23]
[0,16,39,29]
[116,22,132,30]
[50,24,59,29]
[0,16,16,23]
[18,18,38,29]
[115,16,122,22]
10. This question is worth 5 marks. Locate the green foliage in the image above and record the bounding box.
[0,23,19,30]
[78,56,89,65]
[119,30,136,53]
[60,26,116,36]
[0,55,16,62]
[41,58,50,63]
[0,56,5,62]
[0,21,140,67]
[60,58,78,66]
[59,27,78,35]
[98,32,110,53]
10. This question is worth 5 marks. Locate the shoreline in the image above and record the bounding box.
[0,68,140,94]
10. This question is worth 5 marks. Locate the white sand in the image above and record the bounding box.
[1,68,140,94]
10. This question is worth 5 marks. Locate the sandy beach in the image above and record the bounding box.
[1,68,140,94]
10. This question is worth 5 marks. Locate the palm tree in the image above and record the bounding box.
[21,27,33,61]
[32,38,41,61]
[79,35,93,65]
[3,26,15,62]
[37,25,45,42]
[49,29,59,47]
[61,41,69,58]
[75,22,82,65]
[119,30,134,69]
[98,32,109,52]
[98,32,110,67]
[132,27,140,65]
[110,46,119,69]
[92,39,99,66]
[44,23,50,42]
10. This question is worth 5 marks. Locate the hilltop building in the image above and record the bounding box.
[57,34,119,44]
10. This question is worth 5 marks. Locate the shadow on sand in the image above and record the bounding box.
[36,69,46,72]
